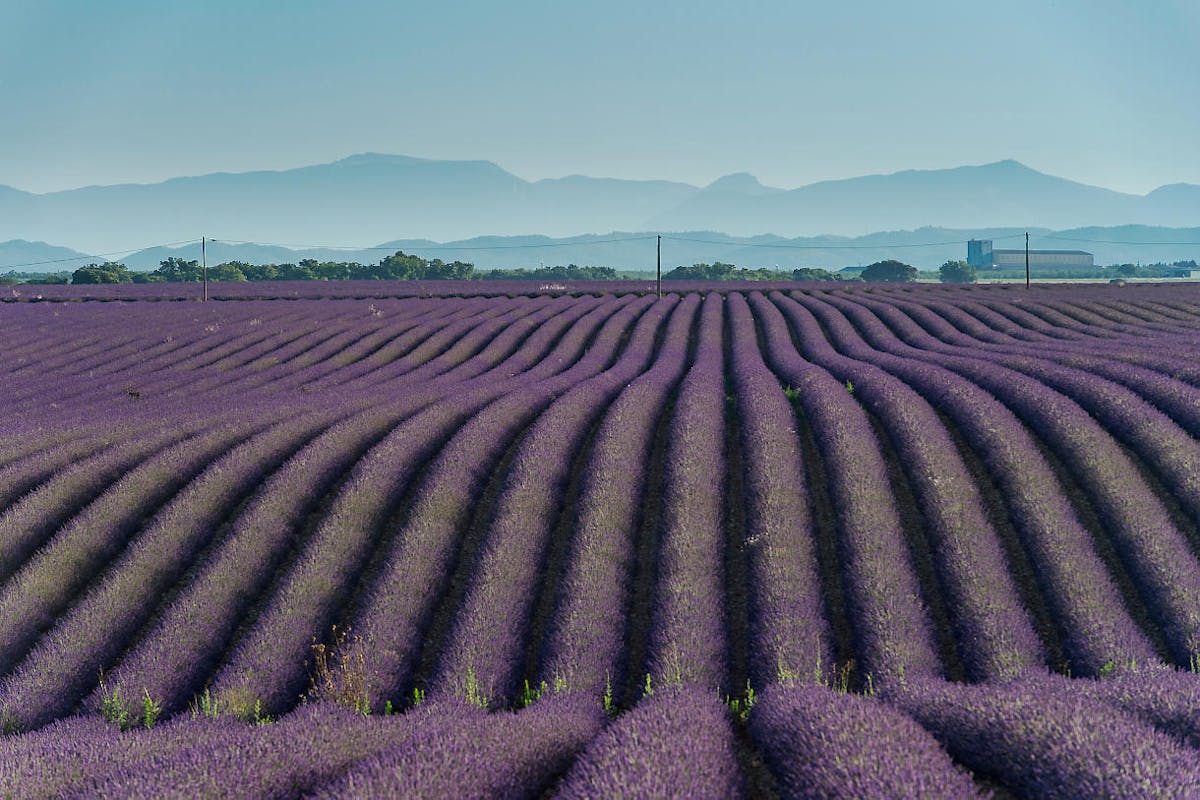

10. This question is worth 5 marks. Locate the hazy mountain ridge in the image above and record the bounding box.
[0,239,93,270]
[0,154,1197,253]
[642,160,1197,236]
[6,225,1198,274]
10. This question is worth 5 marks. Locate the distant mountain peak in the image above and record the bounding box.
[1147,182,1200,196]
[703,172,782,195]
[330,152,507,172]
[981,158,1029,169]
[334,152,423,165]
[2,153,1195,252]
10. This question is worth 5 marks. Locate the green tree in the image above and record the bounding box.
[861,259,917,283]
[481,264,617,281]
[240,262,279,281]
[314,261,353,281]
[72,262,132,284]
[664,262,739,280]
[210,263,248,282]
[792,267,839,281]
[377,251,427,280]
[581,265,619,280]
[154,257,202,282]
[71,266,111,284]
[348,261,385,280]
[423,259,475,280]
[273,262,317,281]
[939,260,977,284]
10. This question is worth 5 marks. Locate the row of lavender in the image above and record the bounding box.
[7,287,1200,695]
[4,284,1200,793]
[4,278,876,303]
[6,288,1200,699]
[10,276,1200,304]
[5,674,1200,798]
[1,293,650,727]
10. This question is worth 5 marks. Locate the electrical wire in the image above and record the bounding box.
[661,232,1030,250]
[0,239,202,271]
[4,229,1196,273]
[210,234,656,252]
[1042,234,1200,246]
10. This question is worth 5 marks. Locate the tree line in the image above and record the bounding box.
[46,255,638,286]
[3,253,985,286]
[64,255,870,285]
[8,252,1200,288]
[57,254,641,285]
[68,253,473,284]
[661,262,844,282]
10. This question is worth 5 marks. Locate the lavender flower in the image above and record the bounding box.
[750,684,982,799]
[554,685,745,800]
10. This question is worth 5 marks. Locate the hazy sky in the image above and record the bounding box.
[2,0,1197,194]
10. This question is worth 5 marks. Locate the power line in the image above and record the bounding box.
[2,234,655,272]
[207,239,399,252]
[0,239,202,271]
[4,229,1196,273]
[1042,234,1200,246]
[660,232,1029,250]
[210,234,656,252]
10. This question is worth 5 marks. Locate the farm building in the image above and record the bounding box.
[967,239,1093,270]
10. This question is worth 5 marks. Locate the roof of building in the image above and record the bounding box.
[991,249,1093,256]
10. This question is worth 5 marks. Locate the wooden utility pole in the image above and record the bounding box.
[1025,231,1030,289]
[656,235,662,298]
[202,236,208,302]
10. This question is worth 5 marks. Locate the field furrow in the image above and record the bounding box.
[5,282,1200,796]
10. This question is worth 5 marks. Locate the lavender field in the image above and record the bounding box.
[4,281,1200,798]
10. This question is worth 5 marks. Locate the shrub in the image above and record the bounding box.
[939,260,977,283]
[861,260,917,282]
[307,625,371,715]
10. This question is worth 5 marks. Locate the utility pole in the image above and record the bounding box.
[1025,231,1030,289]
[202,236,208,302]
[656,235,662,299]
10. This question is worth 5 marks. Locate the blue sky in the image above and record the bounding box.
[1,0,1196,194]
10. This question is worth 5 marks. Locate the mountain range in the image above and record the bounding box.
[6,225,1198,274]
[1,154,1198,254]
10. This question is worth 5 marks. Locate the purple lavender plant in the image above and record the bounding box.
[211,296,653,713]
[767,291,1045,680]
[553,684,745,800]
[432,296,677,705]
[646,293,731,691]
[750,684,983,799]
[540,294,700,697]
[888,677,1200,799]
[801,290,1160,674]
[311,692,605,800]
[749,292,941,685]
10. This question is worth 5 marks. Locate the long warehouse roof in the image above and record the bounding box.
[992,249,1092,256]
